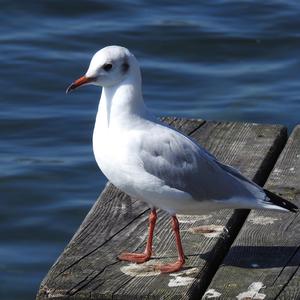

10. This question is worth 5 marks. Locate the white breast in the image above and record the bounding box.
[93,122,123,185]
[92,119,145,198]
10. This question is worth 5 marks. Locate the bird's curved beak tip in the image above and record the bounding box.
[66,83,75,94]
[66,76,92,94]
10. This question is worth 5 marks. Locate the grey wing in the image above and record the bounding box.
[140,125,244,201]
[139,124,266,205]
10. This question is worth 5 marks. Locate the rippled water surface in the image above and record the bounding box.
[1,1,300,299]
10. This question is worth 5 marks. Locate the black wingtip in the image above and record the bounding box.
[264,189,298,213]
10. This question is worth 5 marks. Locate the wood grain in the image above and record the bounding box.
[205,125,300,300]
[36,118,287,300]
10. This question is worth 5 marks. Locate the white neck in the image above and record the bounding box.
[96,69,147,129]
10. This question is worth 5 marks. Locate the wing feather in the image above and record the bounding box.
[139,123,264,205]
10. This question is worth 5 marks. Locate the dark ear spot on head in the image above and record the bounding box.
[122,61,129,74]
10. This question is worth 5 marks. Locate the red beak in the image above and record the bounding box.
[66,76,94,94]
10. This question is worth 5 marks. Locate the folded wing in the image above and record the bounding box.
[139,124,274,210]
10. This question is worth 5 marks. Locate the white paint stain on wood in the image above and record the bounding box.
[184,225,225,238]
[248,215,278,225]
[168,276,194,287]
[168,267,199,287]
[236,282,266,300]
[203,288,222,299]
[121,263,200,287]
[177,214,212,223]
[273,168,282,174]
[170,267,199,277]
[120,262,161,277]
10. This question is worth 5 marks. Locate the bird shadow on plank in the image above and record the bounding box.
[199,245,300,269]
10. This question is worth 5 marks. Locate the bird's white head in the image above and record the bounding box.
[66,46,139,93]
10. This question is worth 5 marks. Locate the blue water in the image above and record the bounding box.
[1,1,300,299]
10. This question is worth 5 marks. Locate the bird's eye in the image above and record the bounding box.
[103,63,113,71]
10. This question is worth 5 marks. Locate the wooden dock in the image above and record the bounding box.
[36,118,300,300]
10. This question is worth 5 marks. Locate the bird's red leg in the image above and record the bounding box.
[155,215,185,273]
[118,208,157,263]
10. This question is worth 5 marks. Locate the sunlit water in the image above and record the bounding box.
[1,1,300,299]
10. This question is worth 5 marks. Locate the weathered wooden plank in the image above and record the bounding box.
[37,119,287,300]
[161,116,205,135]
[205,125,300,300]
[112,122,287,300]
[36,117,203,299]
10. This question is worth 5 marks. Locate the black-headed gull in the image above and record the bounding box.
[67,46,298,273]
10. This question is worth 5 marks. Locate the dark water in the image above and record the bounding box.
[1,1,300,299]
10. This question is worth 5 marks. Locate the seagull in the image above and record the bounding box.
[66,45,298,273]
